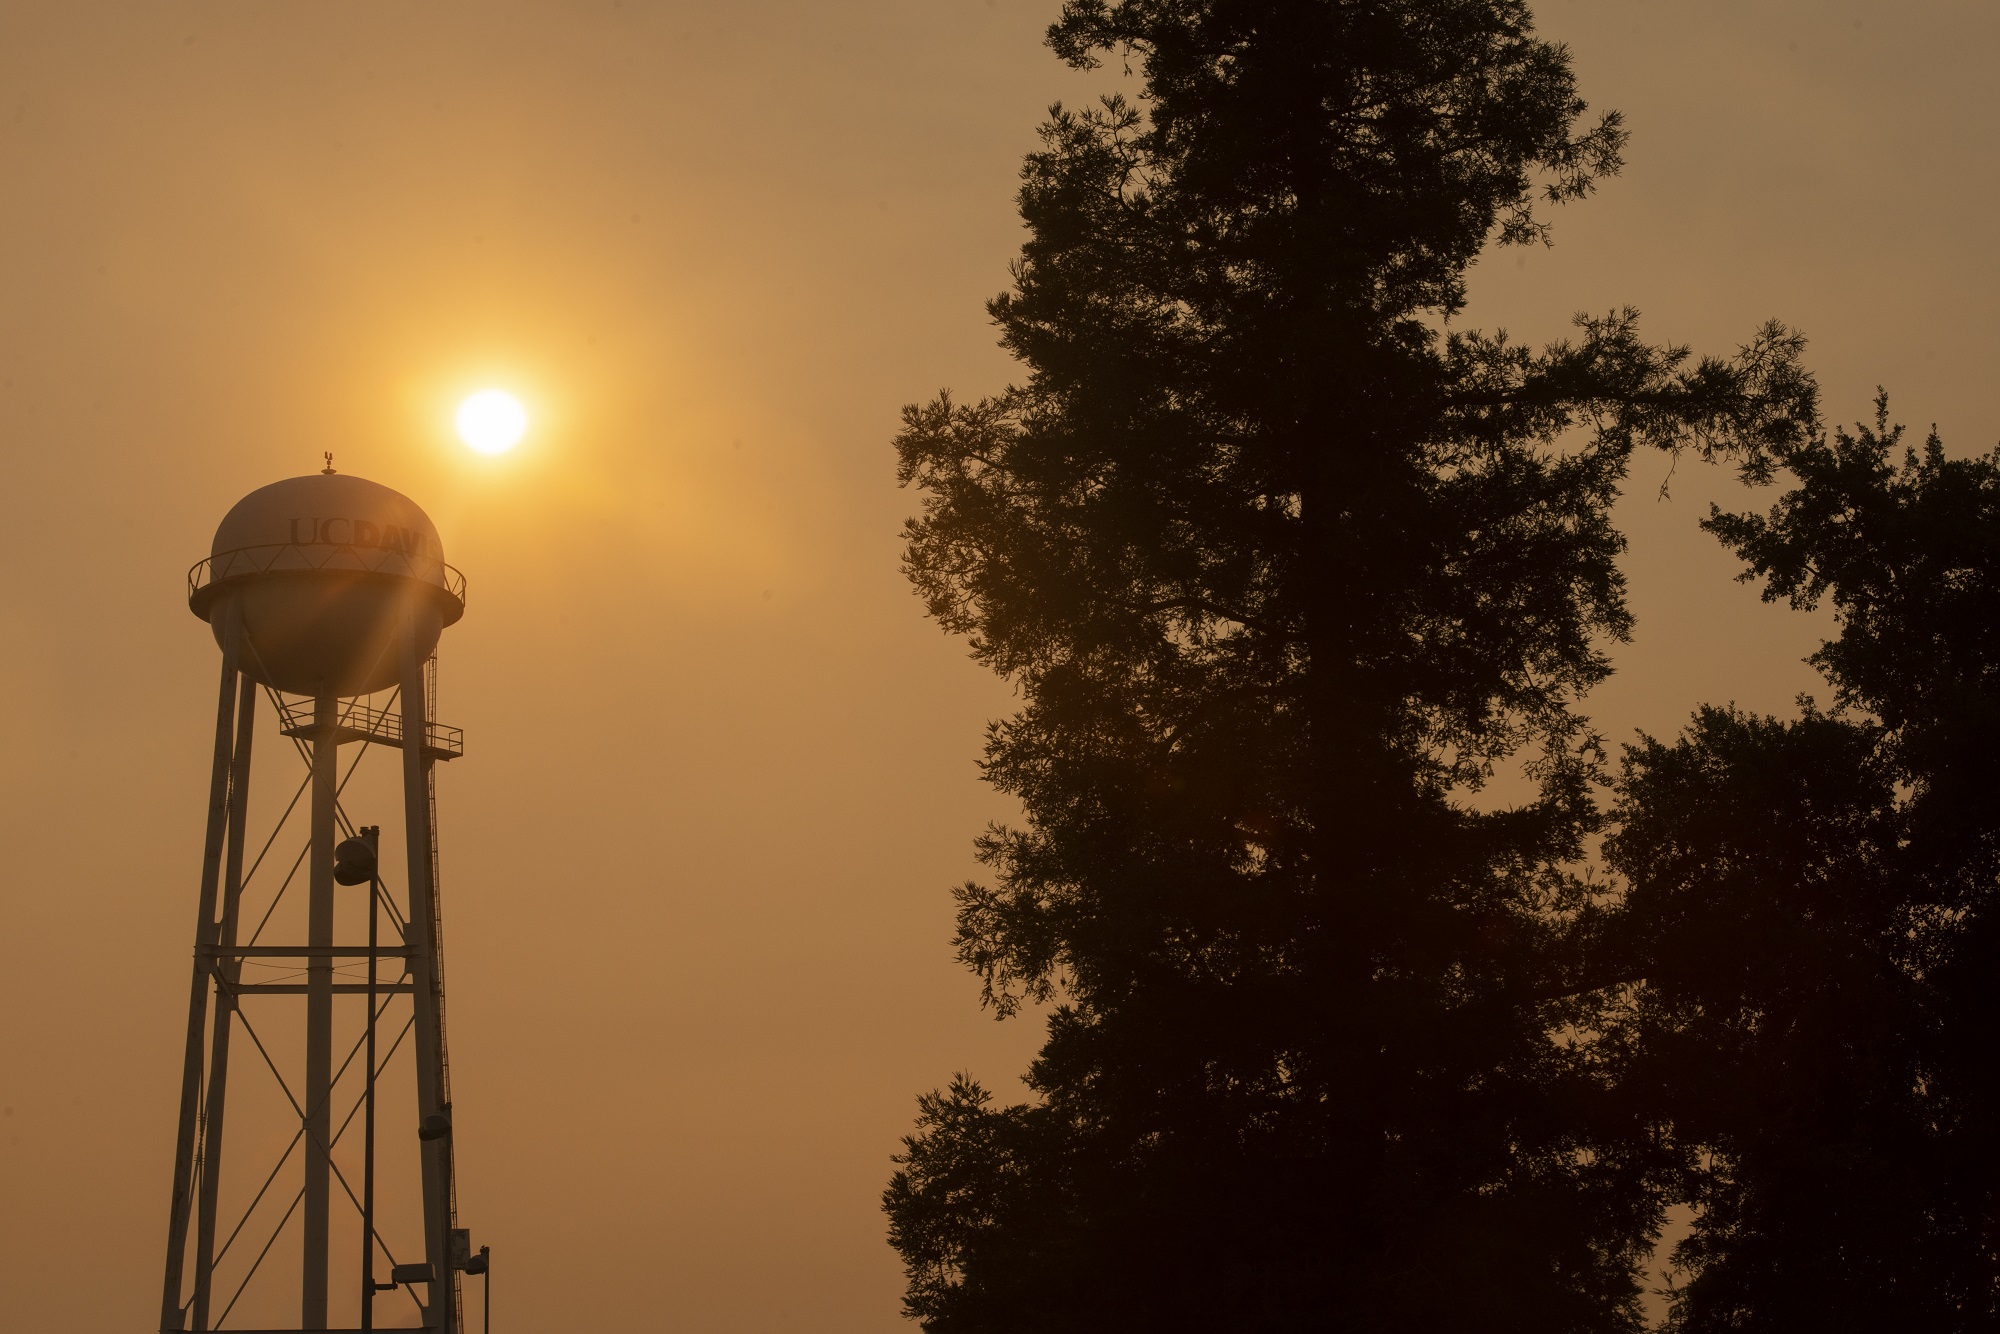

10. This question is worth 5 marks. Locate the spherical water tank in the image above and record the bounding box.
[188,472,465,696]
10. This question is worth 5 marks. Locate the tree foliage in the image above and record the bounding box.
[885,2,1815,1329]
[1605,402,2000,1331]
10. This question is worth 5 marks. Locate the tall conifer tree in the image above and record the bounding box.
[886,3,1815,1328]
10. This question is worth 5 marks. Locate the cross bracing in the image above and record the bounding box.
[161,609,466,1334]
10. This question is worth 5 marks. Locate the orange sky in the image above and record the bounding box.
[2,2,1997,1329]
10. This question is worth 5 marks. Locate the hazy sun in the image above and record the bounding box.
[456,389,527,455]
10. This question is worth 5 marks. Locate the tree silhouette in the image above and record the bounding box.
[1607,400,2000,1330]
[886,3,1814,1329]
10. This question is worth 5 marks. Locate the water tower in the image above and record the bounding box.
[159,464,484,1332]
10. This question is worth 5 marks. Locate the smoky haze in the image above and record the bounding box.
[0,1,1994,1329]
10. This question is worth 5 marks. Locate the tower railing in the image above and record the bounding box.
[274,694,465,761]
[189,543,467,604]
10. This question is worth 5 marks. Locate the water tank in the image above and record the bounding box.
[188,472,465,696]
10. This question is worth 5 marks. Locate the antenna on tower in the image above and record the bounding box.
[322,452,337,474]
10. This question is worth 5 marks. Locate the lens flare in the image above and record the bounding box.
[456,390,527,455]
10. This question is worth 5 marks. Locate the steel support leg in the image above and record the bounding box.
[160,603,241,1333]
[400,611,456,1334]
[302,691,338,1327]
[362,827,381,1333]
[192,674,257,1329]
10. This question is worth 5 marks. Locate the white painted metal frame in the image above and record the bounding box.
[159,602,464,1333]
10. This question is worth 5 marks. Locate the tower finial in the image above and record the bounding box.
[322,452,336,475]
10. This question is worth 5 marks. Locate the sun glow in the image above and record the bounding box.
[456,389,528,455]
